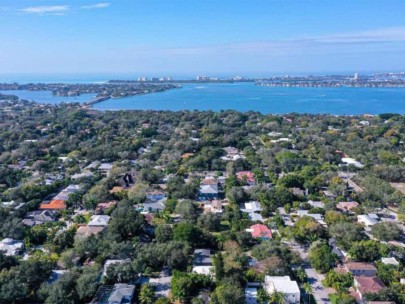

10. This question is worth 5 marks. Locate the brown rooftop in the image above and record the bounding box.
[355,276,385,295]
[346,262,377,271]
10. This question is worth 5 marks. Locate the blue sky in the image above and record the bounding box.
[1,0,405,76]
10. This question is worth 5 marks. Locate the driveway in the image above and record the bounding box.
[149,270,172,298]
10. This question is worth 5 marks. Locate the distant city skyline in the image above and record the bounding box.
[1,0,405,75]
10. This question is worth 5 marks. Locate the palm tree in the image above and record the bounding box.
[269,291,284,304]
[303,282,312,303]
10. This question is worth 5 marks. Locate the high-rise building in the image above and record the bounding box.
[354,73,359,80]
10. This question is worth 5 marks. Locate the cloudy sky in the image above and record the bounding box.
[1,0,405,76]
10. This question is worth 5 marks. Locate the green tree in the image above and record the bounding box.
[211,283,245,304]
[329,222,364,250]
[308,241,337,273]
[76,267,100,302]
[173,222,203,247]
[108,202,145,241]
[155,224,173,243]
[214,253,225,282]
[139,284,155,304]
[371,222,402,241]
[349,240,389,262]
[171,271,211,302]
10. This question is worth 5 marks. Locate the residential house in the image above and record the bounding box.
[344,262,377,277]
[98,163,113,177]
[236,171,256,185]
[76,225,105,238]
[40,184,81,211]
[39,199,66,211]
[146,190,166,201]
[71,171,93,181]
[267,131,283,137]
[270,137,291,143]
[221,146,246,161]
[107,283,135,304]
[103,259,131,277]
[23,210,56,226]
[358,214,378,227]
[143,199,165,212]
[381,257,400,266]
[341,157,364,168]
[354,276,386,300]
[193,249,212,266]
[297,210,327,226]
[88,215,110,227]
[241,201,264,222]
[247,224,272,240]
[307,200,325,209]
[264,276,300,304]
[0,238,24,256]
[193,249,214,277]
[76,215,110,238]
[202,200,224,214]
[290,187,306,197]
[198,184,219,201]
[336,201,359,213]
[95,201,117,215]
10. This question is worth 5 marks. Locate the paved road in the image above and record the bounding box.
[278,207,294,226]
[305,268,333,304]
[288,243,333,304]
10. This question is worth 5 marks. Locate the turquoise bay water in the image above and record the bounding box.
[94,83,405,114]
[3,82,405,114]
[0,90,96,104]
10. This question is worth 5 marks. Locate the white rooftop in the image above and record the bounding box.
[381,257,400,266]
[192,265,214,276]
[265,276,300,294]
[341,157,364,168]
[88,215,110,227]
[0,238,24,256]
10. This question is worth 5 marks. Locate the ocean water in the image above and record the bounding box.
[2,82,405,115]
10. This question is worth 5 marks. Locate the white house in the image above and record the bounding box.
[192,265,214,277]
[0,238,24,256]
[271,138,291,143]
[88,215,110,227]
[341,157,364,168]
[358,214,378,227]
[264,276,300,304]
[307,200,325,209]
[381,257,400,266]
[244,201,262,212]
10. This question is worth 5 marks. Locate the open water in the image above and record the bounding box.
[2,80,405,114]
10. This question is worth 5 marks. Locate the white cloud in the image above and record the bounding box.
[21,5,70,15]
[81,3,110,9]
[156,26,405,56]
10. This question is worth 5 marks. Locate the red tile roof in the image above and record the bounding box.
[250,224,272,239]
[236,171,255,183]
[39,199,66,210]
